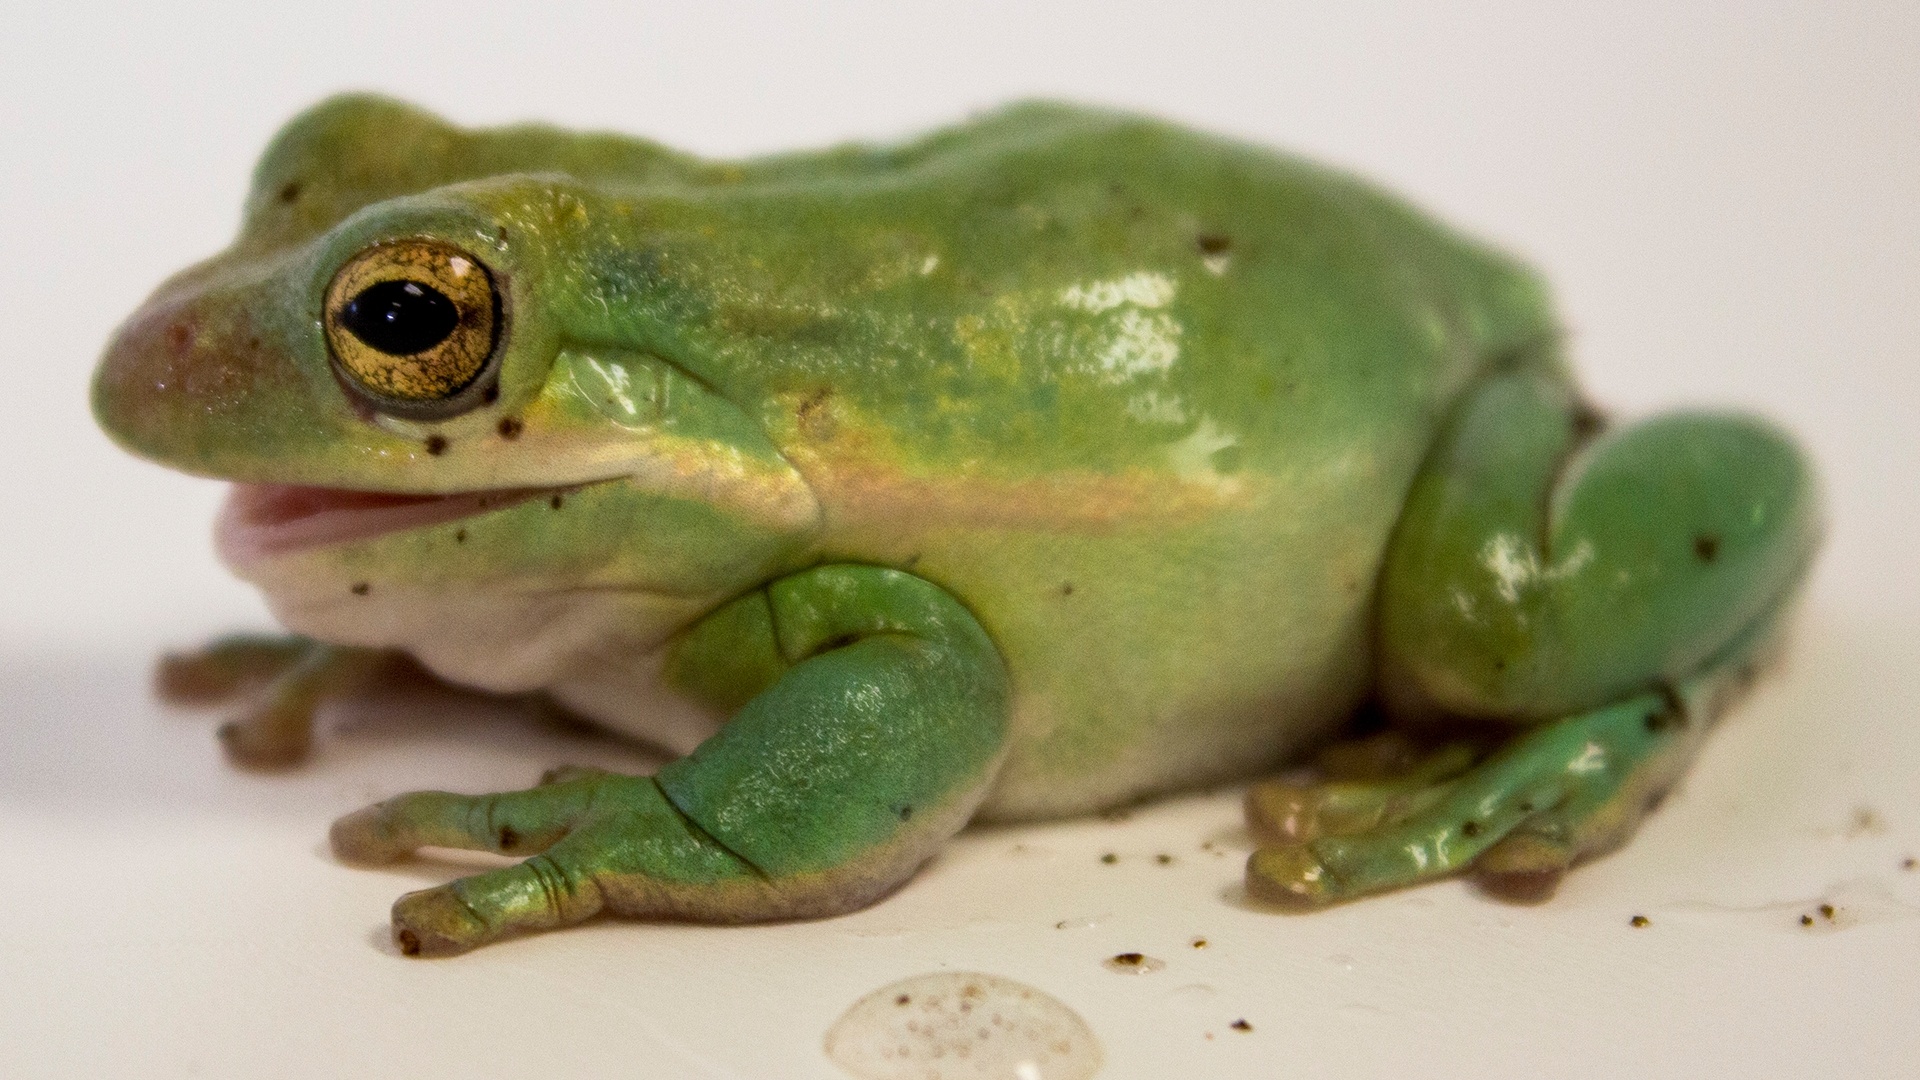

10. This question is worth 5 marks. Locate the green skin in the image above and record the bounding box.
[94,97,1818,956]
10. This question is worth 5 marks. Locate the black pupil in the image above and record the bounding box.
[340,279,460,356]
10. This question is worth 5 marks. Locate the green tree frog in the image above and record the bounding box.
[92,97,1818,956]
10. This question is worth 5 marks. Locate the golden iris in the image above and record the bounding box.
[323,239,499,407]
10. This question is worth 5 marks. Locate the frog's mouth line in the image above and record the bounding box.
[216,483,551,566]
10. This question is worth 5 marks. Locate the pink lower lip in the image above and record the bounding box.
[215,482,546,565]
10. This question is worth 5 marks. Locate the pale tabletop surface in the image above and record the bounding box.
[3,4,1917,1078]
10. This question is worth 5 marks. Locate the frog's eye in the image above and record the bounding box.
[323,239,501,417]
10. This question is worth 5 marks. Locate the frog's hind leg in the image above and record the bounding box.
[1247,369,1817,909]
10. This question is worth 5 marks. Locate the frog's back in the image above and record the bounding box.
[631,104,1559,819]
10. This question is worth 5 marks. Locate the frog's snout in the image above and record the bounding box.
[93,285,300,469]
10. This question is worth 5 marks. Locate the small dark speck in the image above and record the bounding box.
[1100,852,1118,865]
[497,825,519,850]
[1800,914,1815,927]
[1110,952,1144,966]
[1191,937,1209,949]
[1904,857,1917,871]
[424,435,448,456]
[350,582,370,596]
[277,181,301,203]
[550,495,565,510]
[1630,915,1650,928]
[1060,582,1075,597]
[1519,801,1535,814]
[1196,233,1232,255]
[1230,1019,1253,1032]
[454,529,467,544]
[904,553,923,568]
[397,929,420,956]
[1156,853,1174,865]
[481,383,500,405]
[1462,820,1481,838]
[498,417,524,439]
[895,994,911,1006]
[897,805,913,822]
[1693,534,1721,563]
[1819,903,1836,921]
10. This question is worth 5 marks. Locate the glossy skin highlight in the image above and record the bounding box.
[94,97,1818,954]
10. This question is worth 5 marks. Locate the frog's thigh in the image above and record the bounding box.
[331,565,1010,956]
[1248,371,1818,908]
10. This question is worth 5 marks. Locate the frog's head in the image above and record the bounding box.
[93,96,819,681]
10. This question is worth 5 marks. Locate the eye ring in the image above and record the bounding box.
[323,238,502,419]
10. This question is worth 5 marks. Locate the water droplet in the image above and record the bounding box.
[825,972,1102,1080]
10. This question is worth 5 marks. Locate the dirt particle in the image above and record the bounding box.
[1630,915,1650,928]
[550,495,564,510]
[424,435,448,456]
[1156,853,1174,865]
[1819,903,1836,921]
[1903,857,1917,871]
[1103,952,1165,974]
[1100,852,1118,865]
[454,529,467,543]
[350,582,370,596]
[1230,1019,1253,1032]
[1196,233,1232,255]
[1693,534,1721,563]
[1800,914,1815,927]
[895,994,911,1006]
[1191,937,1209,949]
[497,416,524,439]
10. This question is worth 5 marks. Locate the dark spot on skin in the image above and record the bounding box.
[425,435,448,456]
[897,805,913,822]
[1630,915,1650,928]
[350,582,369,596]
[1156,854,1174,865]
[1231,1019,1253,1032]
[1694,534,1721,563]
[1519,802,1534,814]
[497,416,523,440]
[1819,903,1836,921]
[397,929,421,955]
[1100,852,1118,865]
[166,322,193,353]
[1196,233,1232,255]
[895,994,911,1006]
[1800,914,1815,927]
[480,382,499,405]
[1462,820,1481,838]
[1060,582,1075,597]
[1110,953,1144,967]
[1571,402,1608,439]
[246,337,260,351]
[1493,658,1508,672]
[796,386,836,440]
[454,529,467,544]
[497,825,519,850]
[277,181,301,203]
[550,495,564,510]
[904,553,922,568]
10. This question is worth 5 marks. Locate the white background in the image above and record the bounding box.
[2,3,1916,1078]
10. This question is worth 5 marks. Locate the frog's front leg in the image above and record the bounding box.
[1248,368,1818,908]
[330,565,1010,956]
[157,634,402,769]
